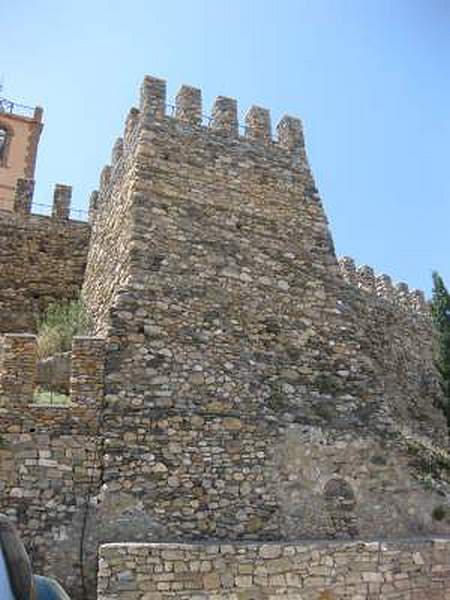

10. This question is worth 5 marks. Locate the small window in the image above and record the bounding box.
[0,127,8,165]
[0,128,7,153]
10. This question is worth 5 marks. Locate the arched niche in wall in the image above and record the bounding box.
[324,477,357,512]
[324,477,358,539]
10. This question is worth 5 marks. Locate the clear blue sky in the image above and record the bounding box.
[2,0,449,294]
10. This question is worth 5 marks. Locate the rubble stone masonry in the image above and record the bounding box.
[82,75,450,557]
[1,76,450,599]
[0,334,105,599]
[0,180,90,332]
[98,539,450,599]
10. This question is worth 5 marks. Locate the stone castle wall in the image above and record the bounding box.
[337,257,445,439]
[98,539,450,599]
[82,110,140,335]
[0,180,90,333]
[0,333,105,599]
[81,76,449,553]
[1,75,449,599]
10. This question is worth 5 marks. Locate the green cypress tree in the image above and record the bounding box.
[430,272,450,425]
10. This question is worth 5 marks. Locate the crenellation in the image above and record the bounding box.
[338,256,357,284]
[339,258,430,318]
[396,281,409,295]
[376,273,393,292]
[140,75,166,121]
[13,177,35,214]
[410,288,428,313]
[99,164,112,196]
[210,95,239,135]
[175,85,202,125]
[111,136,124,166]
[126,79,315,165]
[276,114,305,152]
[357,264,376,291]
[395,281,411,309]
[52,183,72,219]
[88,189,99,224]
[245,105,272,143]
[375,274,395,306]
[124,107,141,149]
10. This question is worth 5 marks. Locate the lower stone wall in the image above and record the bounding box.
[98,539,450,599]
[0,409,101,599]
[0,334,106,600]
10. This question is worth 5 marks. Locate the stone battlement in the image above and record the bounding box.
[84,75,332,337]
[90,75,316,227]
[138,75,305,153]
[339,256,429,316]
[11,176,86,222]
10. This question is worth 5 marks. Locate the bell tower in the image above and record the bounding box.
[0,96,43,211]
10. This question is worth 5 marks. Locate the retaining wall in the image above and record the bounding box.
[98,538,450,599]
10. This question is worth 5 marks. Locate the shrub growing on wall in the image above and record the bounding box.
[431,272,450,427]
[36,299,91,358]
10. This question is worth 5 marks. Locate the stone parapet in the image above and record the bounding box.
[88,190,99,224]
[245,105,272,143]
[100,75,311,169]
[11,178,81,222]
[13,177,35,214]
[338,256,429,316]
[111,137,124,166]
[140,75,166,121]
[175,85,202,126]
[124,107,141,150]
[52,183,72,220]
[277,114,305,152]
[99,164,112,196]
[211,96,239,135]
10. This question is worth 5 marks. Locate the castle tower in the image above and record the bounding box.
[0,96,43,211]
[0,74,447,600]
[83,75,448,560]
